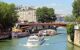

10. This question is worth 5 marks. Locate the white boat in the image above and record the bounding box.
[26,35,45,47]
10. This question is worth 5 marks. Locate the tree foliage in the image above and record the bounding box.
[36,7,56,22]
[75,16,80,24]
[64,16,76,22]
[67,23,74,42]
[73,0,80,18]
[0,2,18,30]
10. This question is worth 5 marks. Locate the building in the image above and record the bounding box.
[16,6,65,23]
[16,6,37,22]
[56,14,65,22]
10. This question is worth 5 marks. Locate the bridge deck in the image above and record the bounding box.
[19,22,67,27]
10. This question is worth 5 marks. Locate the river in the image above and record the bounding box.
[0,27,80,50]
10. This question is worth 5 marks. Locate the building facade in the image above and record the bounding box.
[56,14,65,22]
[16,6,65,23]
[16,6,37,22]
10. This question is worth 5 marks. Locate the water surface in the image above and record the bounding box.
[0,27,80,50]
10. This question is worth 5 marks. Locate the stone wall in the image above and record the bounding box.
[67,35,72,43]
[67,25,80,47]
[74,29,80,46]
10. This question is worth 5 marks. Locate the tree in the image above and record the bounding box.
[75,16,80,24]
[64,15,76,22]
[0,2,18,31]
[73,0,80,18]
[36,7,56,22]
[67,23,74,42]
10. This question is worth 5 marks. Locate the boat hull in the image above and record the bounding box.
[26,39,45,47]
[26,35,45,47]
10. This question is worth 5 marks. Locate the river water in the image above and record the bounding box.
[0,27,80,50]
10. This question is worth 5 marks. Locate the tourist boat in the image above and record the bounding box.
[38,29,56,36]
[26,35,45,47]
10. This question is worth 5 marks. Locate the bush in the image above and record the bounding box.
[67,23,74,42]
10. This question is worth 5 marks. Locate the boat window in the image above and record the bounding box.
[29,38,39,40]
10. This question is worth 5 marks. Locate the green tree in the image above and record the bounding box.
[0,2,18,31]
[67,23,74,42]
[75,16,80,24]
[64,16,76,22]
[73,0,80,18]
[36,7,56,22]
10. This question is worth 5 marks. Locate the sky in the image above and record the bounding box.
[1,0,73,16]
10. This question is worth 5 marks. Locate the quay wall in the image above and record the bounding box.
[67,25,80,47]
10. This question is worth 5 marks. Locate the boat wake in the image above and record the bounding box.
[45,38,49,40]
[41,43,50,46]
[23,44,39,47]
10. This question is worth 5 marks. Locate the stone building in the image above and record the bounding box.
[16,6,37,22]
[56,14,65,22]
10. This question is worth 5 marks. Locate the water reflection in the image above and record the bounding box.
[67,42,80,50]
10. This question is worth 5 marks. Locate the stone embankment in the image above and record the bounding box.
[0,32,10,40]
[67,25,80,47]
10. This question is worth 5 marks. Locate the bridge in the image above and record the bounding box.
[19,22,67,27]
[16,22,67,33]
